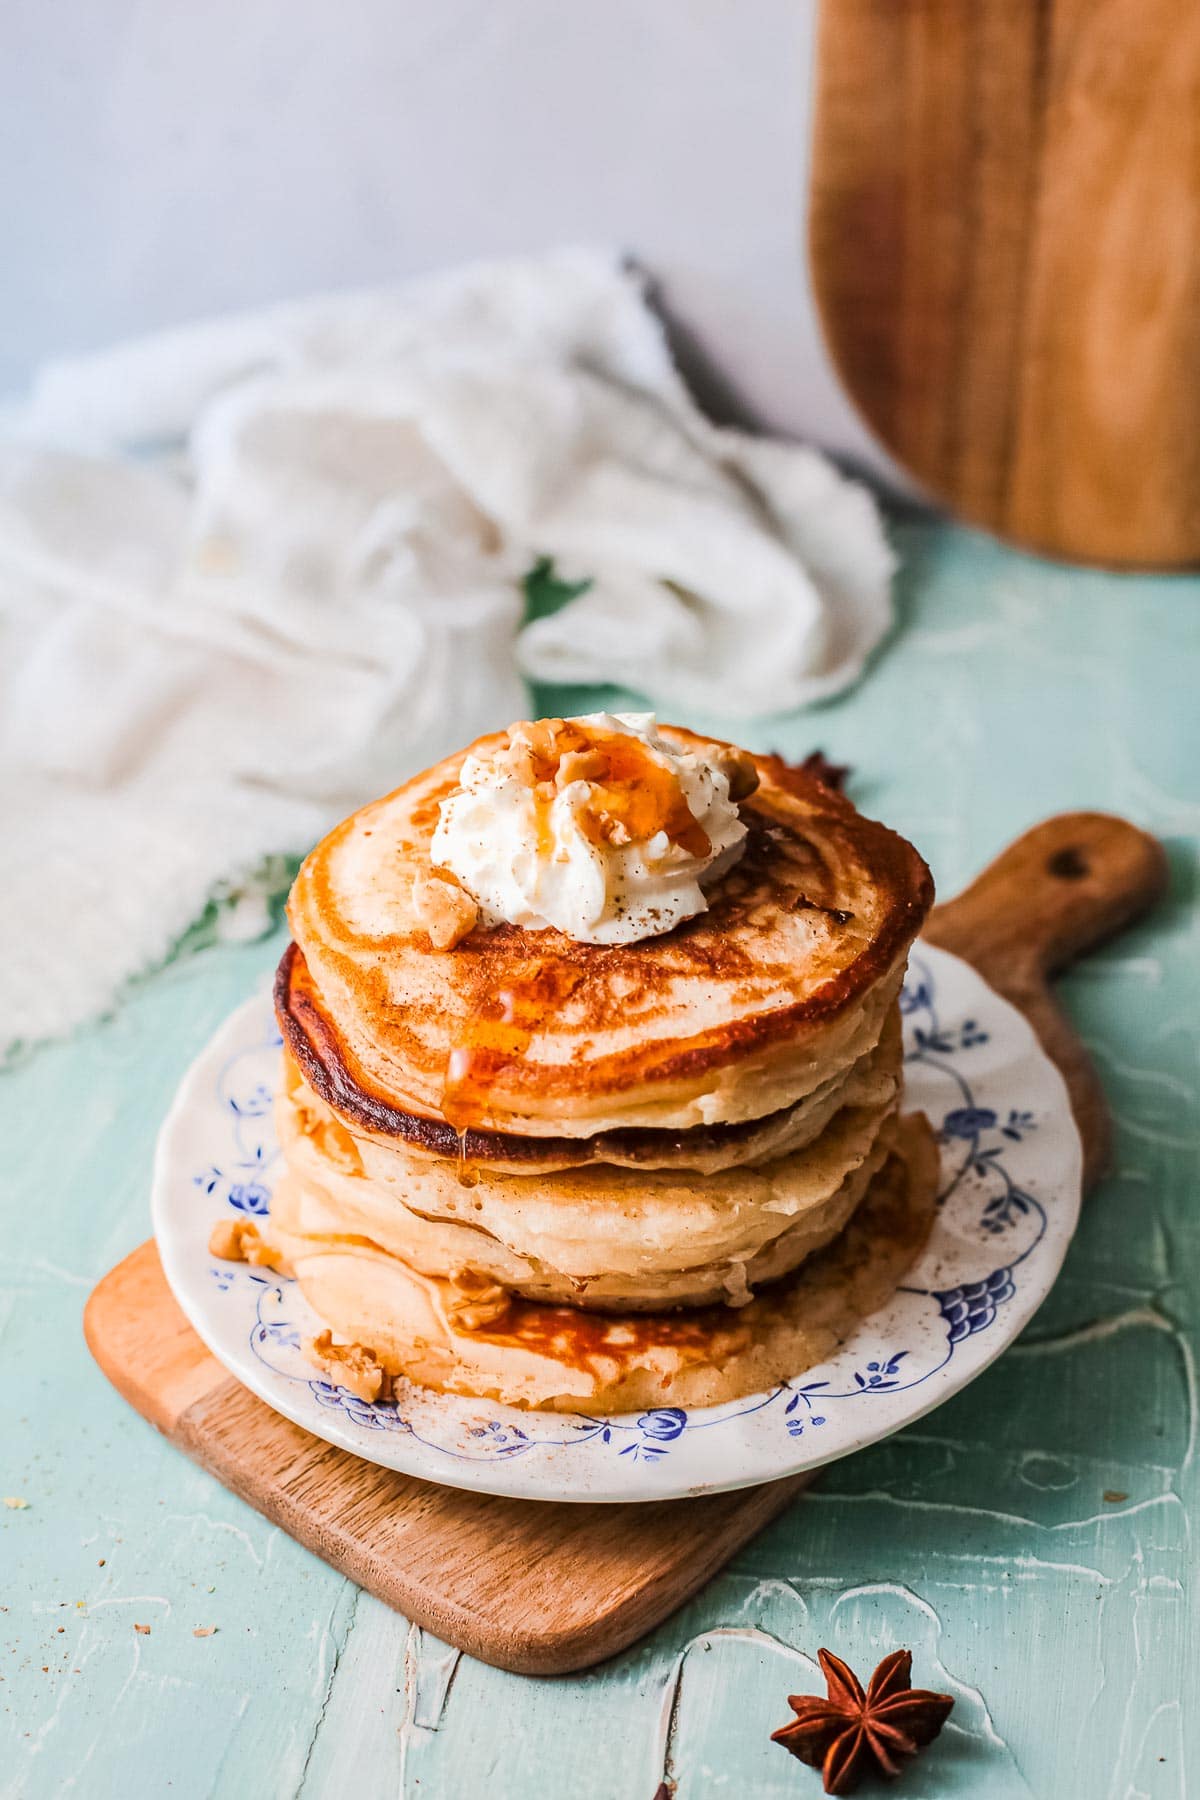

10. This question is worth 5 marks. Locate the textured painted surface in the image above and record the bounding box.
[2,518,1197,1797]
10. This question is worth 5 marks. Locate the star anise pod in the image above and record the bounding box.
[772,1648,954,1795]
[796,750,852,793]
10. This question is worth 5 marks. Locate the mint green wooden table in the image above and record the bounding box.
[2,518,1196,1798]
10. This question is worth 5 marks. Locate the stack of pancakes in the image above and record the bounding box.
[262,728,937,1413]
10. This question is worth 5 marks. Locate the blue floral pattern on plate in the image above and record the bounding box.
[152,946,1083,1503]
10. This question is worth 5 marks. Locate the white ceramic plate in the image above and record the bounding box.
[152,944,1082,1503]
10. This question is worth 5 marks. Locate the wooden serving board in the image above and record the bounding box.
[85,812,1166,1675]
[808,0,1200,568]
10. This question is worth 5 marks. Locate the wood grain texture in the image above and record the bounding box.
[925,812,1169,1190]
[83,811,1165,1675]
[85,1254,808,1676]
[809,0,1200,567]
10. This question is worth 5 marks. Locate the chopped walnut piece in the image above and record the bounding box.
[208,1217,250,1260]
[207,1217,289,1273]
[711,745,760,803]
[506,716,576,783]
[595,815,632,847]
[556,747,609,787]
[445,1268,512,1332]
[412,870,479,950]
[305,1329,389,1403]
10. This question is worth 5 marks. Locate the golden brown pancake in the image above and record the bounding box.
[283,730,932,1137]
[279,962,904,1173]
[274,1052,901,1309]
[263,1113,938,1413]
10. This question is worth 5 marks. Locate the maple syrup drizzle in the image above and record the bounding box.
[463,1290,749,1372]
[455,1131,479,1189]
[509,718,712,860]
[587,734,710,857]
[441,961,587,1183]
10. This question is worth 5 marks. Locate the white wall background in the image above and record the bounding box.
[2,0,888,472]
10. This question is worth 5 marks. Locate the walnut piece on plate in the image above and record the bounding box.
[304,1329,390,1403]
[207,1216,290,1273]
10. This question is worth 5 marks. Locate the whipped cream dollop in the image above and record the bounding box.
[430,713,756,945]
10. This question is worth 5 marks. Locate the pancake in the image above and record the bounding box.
[273,1053,901,1309]
[265,1112,939,1413]
[284,729,932,1137]
[278,953,904,1173]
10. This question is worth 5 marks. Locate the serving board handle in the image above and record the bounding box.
[85,811,1167,1673]
[925,812,1168,1189]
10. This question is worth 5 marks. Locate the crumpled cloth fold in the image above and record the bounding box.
[0,247,893,1049]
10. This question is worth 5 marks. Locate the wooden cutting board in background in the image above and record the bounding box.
[85,813,1166,1675]
[808,0,1200,568]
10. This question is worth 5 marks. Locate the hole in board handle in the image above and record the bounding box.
[1047,847,1089,881]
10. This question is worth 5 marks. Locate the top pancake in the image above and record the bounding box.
[285,727,933,1136]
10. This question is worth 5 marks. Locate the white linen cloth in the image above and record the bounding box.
[0,248,893,1050]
